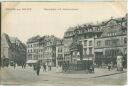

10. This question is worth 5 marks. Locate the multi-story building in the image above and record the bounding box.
[9,37,27,65]
[1,33,12,66]
[75,24,102,61]
[56,39,64,66]
[94,16,127,67]
[27,35,60,66]
[63,24,102,64]
[1,33,26,66]
[43,35,60,66]
[63,15,127,67]
[63,27,75,63]
[26,15,127,68]
[27,36,40,60]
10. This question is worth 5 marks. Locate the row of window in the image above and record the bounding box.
[27,47,53,53]
[84,47,93,55]
[58,48,63,53]
[34,49,43,53]
[27,44,33,48]
[107,32,117,37]
[79,40,93,46]
[27,49,43,53]
[27,49,33,53]
[34,54,44,58]
[105,49,120,56]
[97,37,127,47]
[66,28,101,37]
[27,42,54,48]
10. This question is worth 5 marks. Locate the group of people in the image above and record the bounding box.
[88,64,95,73]
[107,54,124,71]
[33,62,52,76]
[33,53,125,76]
[13,62,26,69]
[21,63,26,69]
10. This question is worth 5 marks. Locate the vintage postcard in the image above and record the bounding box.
[1,1,127,86]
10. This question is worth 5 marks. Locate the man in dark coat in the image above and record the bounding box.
[43,63,46,72]
[36,62,41,76]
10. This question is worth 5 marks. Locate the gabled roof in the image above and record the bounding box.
[9,37,20,43]
[1,33,12,48]
[66,27,76,32]
[27,35,41,43]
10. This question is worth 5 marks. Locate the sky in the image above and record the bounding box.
[2,2,127,43]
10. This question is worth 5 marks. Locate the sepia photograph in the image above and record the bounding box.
[1,1,127,86]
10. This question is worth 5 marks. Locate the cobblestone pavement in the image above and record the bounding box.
[39,67,127,79]
[0,66,127,86]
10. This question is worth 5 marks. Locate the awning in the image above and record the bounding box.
[26,60,38,64]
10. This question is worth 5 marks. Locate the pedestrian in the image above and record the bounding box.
[33,64,36,71]
[14,63,16,69]
[108,63,111,71]
[36,62,41,76]
[91,64,95,73]
[21,63,24,68]
[87,63,90,73]
[49,62,52,71]
[43,63,46,72]
[64,62,67,72]
[110,62,113,70]
[24,63,26,69]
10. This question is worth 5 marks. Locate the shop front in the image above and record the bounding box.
[94,49,103,67]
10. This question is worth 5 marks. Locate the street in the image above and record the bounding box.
[0,66,127,86]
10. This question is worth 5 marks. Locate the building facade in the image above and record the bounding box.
[62,15,127,67]
[1,33,26,66]
[63,24,103,63]
[10,37,27,65]
[27,35,60,66]
[63,27,75,63]
[94,16,127,67]
[56,39,64,66]
[1,33,12,66]
[26,15,127,68]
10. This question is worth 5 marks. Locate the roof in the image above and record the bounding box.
[9,37,21,44]
[27,35,41,43]
[66,27,76,32]
[1,33,12,48]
